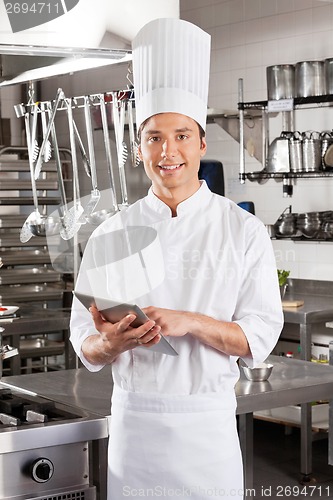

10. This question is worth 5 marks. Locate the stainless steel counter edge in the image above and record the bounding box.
[0,411,108,454]
[3,355,333,417]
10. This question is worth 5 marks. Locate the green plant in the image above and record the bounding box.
[278,269,290,287]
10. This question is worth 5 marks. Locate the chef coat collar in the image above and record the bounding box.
[146,180,213,217]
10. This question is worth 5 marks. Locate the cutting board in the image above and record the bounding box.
[282,300,304,308]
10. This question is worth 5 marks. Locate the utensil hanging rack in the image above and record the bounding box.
[20,88,135,115]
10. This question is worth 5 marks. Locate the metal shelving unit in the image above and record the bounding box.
[238,82,333,184]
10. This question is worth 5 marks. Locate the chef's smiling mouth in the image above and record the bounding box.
[158,163,185,171]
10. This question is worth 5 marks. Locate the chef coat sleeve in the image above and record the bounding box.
[233,219,284,368]
[69,231,106,372]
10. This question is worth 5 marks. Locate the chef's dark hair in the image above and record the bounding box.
[137,115,206,145]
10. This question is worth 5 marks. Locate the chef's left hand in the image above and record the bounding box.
[142,306,192,337]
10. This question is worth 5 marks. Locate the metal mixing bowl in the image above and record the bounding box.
[242,363,274,382]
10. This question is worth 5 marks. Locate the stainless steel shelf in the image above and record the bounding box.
[0,249,51,265]
[246,170,333,181]
[0,159,71,172]
[0,283,64,302]
[0,234,48,247]
[0,215,28,228]
[0,197,61,205]
[0,268,61,285]
[0,180,59,190]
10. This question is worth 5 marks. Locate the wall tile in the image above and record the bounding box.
[260,0,278,18]
[313,4,333,32]
[244,0,261,21]
[214,1,231,26]
[212,25,231,49]
[228,0,244,24]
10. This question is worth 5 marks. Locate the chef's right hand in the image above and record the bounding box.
[86,305,161,361]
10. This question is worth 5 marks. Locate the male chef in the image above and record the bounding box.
[70,18,284,499]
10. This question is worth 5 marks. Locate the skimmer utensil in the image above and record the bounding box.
[60,97,84,240]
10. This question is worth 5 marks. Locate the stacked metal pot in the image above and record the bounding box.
[273,208,333,239]
[267,58,333,100]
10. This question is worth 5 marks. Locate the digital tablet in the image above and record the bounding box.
[73,291,178,356]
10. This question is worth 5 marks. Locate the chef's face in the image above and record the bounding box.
[138,113,207,199]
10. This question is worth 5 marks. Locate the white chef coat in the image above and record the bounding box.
[70,180,283,499]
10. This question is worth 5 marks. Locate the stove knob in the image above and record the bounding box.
[31,458,54,483]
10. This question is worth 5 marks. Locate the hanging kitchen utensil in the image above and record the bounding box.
[78,95,101,223]
[46,101,68,221]
[40,101,52,163]
[71,102,91,178]
[30,100,40,162]
[20,107,45,243]
[113,93,129,209]
[60,97,84,240]
[127,99,140,168]
[100,94,118,211]
[34,88,64,180]
[85,94,119,226]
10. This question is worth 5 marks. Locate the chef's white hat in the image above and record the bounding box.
[132,18,211,131]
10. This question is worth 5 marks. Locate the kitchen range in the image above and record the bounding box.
[0,385,108,499]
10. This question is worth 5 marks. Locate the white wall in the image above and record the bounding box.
[181,0,333,281]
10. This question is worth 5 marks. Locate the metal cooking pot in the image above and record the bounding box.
[266,64,295,100]
[324,58,333,94]
[302,131,322,172]
[295,61,325,97]
[273,207,297,237]
[266,132,293,173]
[321,131,333,169]
[289,131,303,173]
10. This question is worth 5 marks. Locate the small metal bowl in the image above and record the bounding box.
[242,363,274,382]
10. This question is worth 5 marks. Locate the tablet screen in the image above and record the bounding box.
[73,291,178,356]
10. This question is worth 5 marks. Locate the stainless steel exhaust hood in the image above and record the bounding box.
[0,0,179,86]
[0,44,132,87]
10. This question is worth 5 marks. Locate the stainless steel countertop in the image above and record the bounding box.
[282,278,333,324]
[283,292,333,324]
[3,355,333,416]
